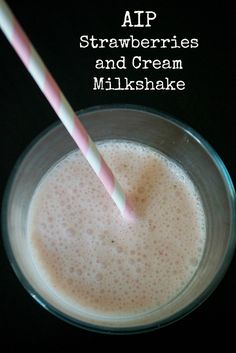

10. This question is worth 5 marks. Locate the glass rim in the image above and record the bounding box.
[1,104,236,334]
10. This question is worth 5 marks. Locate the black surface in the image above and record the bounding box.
[0,0,235,351]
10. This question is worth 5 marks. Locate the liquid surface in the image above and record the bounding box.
[27,141,206,316]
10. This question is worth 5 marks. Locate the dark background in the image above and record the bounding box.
[0,0,235,351]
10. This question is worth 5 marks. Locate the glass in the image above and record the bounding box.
[2,105,235,334]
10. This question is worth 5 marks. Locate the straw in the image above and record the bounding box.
[0,0,135,220]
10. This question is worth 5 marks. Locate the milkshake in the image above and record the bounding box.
[27,140,206,317]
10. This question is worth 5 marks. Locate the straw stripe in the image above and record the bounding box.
[86,140,102,175]
[71,115,90,155]
[57,95,75,134]
[0,0,13,41]
[111,180,126,212]
[99,156,115,194]
[12,18,31,66]
[0,0,135,220]
[43,71,62,114]
[28,47,46,90]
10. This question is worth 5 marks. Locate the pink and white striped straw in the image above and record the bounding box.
[0,0,135,220]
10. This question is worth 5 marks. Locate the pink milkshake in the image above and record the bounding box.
[27,140,206,317]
